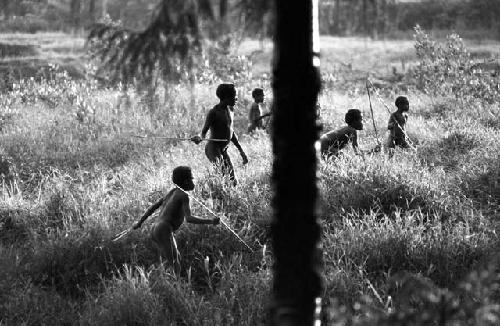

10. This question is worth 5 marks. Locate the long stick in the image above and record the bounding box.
[366,79,381,146]
[366,79,414,146]
[174,184,254,252]
[112,227,133,242]
[133,135,228,142]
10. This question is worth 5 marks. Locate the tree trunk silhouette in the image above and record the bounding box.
[270,0,322,325]
[372,0,379,39]
[102,0,108,18]
[89,0,96,23]
[0,0,10,20]
[380,0,388,38]
[70,0,81,28]
[334,0,341,35]
[362,0,368,36]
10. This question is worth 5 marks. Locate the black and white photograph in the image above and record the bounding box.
[0,0,499,325]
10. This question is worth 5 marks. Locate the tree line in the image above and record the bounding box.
[1,0,499,37]
[319,0,500,39]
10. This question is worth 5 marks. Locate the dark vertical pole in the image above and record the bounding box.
[89,0,96,23]
[362,0,368,36]
[334,0,341,35]
[269,0,322,325]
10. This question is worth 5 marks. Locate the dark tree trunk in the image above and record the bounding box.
[1,0,10,20]
[70,0,81,28]
[269,0,322,325]
[102,0,108,18]
[362,0,368,36]
[89,0,96,23]
[372,0,379,39]
[380,0,387,39]
[334,0,341,35]
[218,0,228,34]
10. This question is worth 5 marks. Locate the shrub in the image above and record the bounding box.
[413,25,500,104]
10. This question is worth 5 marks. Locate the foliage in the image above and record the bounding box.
[413,25,500,103]
[195,42,253,84]
[88,1,202,88]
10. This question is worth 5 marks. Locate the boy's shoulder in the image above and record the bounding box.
[321,125,354,140]
[166,188,189,202]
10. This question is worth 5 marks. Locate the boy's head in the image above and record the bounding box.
[345,109,363,130]
[172,166,194,191]
[395,96,409,112]
[251,88,264,103]
[216,83,237,107]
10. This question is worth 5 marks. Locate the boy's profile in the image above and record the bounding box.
[191,83,248,185]
[247,88,267,133]
[387,96,412,150]
[133,166,219,273]
[319,109,380,158]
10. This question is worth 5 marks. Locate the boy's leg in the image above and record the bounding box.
[396,138,412,149]
[221,149,237,185]
[205,142,223,163]
[151,223,181,273]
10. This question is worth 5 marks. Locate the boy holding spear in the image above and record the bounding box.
[132,166,219,273]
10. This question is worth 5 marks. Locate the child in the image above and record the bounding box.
[387,96,412,150]
[247,88,267,133]
[133,166,219,273]
[319,109,380,158]
[191,83,248,185]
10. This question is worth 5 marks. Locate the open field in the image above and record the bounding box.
[0,33,500,325]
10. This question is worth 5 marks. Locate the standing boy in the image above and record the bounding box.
[387,96,412,150]
[133,166,219,274]
[319,109,380,158]
[191,83,248,185]
[247,88,267,133]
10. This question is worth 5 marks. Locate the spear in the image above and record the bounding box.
[174,184,254,252]
[112,227,133,242]
[133,135,228,142]
[366,79,415,147]
[366,78,381,146]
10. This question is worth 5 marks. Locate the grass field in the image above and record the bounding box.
[0,33,499,325]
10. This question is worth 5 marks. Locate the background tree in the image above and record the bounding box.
[0,0,10,20]
[88,0,202,111]
[70,0,81,29]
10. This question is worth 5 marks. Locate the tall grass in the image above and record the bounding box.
[0,35,499,325]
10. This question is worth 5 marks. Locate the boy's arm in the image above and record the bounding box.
[231,133,249,164]
[249,104,258,123]
[134,198,163,229]
[183,196,219,225]
[351,132,361,154]
[388,114,396,130]
[201,110,213,139]
[192,110,213,144]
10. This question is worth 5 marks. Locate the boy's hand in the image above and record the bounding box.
[241,153,249,165]
[212,217,220,225]
[133,222,142,230]
[190,135,203,145]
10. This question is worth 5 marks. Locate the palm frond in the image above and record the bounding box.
[88,0,202,87]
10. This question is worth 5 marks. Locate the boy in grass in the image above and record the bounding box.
[133,166,219,273]
[387,96,412,151]
[319,108,380,158]
[191,83,248,185]
[247,87,267,133]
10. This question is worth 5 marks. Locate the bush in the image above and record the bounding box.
[413,25,500,104]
